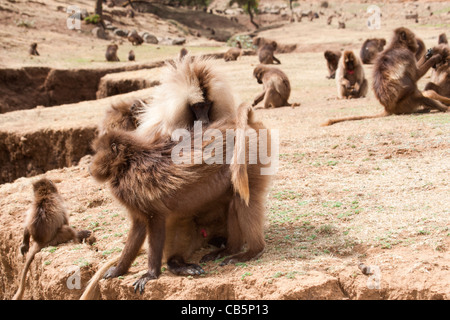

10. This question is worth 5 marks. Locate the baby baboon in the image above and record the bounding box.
[29,43,39,56]
[252,65,300,109]
[360,38,386,64]
[324,50,342,79]
[438,33,448,45]
[88,103,271,294]
[323,27,447,126]
[137,56,237,138]
[105,44,120,62]
[423,44,450,105]
[128,50,135,61]
[254,37,281,64]
[224,41,242,62]
[128,30,143,46]
[335,50,368,99]
[415,37,426,61]
[13,178,91,300]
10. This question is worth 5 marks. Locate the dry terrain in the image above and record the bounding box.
[0,0,449,300]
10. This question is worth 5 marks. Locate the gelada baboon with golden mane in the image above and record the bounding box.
[335,50,368,99]
[323,27,447,126]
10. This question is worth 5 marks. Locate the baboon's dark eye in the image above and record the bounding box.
[111,143,118,154]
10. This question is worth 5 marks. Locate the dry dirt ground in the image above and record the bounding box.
[0,1,449,300]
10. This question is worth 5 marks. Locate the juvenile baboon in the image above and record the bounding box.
[88,103,271,294]
[128,30,143,46]
[252,65,300,109]
[29,43,39,56]
[335,50,368,99]
[323,27,447,126]
[137,56,237,138]
[423,44,450,105]
[105,44,120,62]
[415,37,426,61]
[224,41,242,62]
[13,178,91,300]
[360,38,386,64]
[324,50,342,79]
[128,50,135,61]
[438,33,448,45]
[254,37,281,64]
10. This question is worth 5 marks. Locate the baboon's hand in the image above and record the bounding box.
[425,48,433,60]
[103,266,121,279]
[132,271,158,294]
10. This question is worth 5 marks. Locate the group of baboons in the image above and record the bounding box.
[15,26,449,299]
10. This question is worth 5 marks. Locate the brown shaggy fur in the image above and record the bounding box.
[252,65,300,109]
[423,44,450,105]
[99,99,145,134]
[128,30,143,46]
[13,179,91,300]
[324,50,341,79]
[224,41,242,62]
[254,37,281,65]
[29,43,39,56]
[323,27,447,126]
[88,104,272,294]
[105,44,120,62]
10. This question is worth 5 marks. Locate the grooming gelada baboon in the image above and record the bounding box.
[423,44,450,105]
[324,50,342,79]
[105,44,120,62]
[323,27,447,126]
[224,41,242,62]
[335,50,368,99]
[252,65,300,109]
[29,43,39,56]
[253,37,281,65]
[13,178,91,300]
[86,103,272,295]
[137,56,237,138]
[360,38,386,64]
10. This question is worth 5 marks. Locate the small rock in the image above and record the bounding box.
[143,33,158,44]
[114,29,128,37]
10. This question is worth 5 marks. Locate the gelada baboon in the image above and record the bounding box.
[179,47,188,60]
[128,30,143,46]
[128,50,135,61]
[324,50,342,79]
[360,38,386,64]
[137,56,237,138]
[86,103,271,294]
[224,41,242,62]
[13,178,91,300]
[423,44,450,105]
[253,37,281,65]
[252,65,300,109]
[105,44,120,62]
[323,27,447,126]
[335,50,368,99]
[438,33,448,45]
[29,43,39,56]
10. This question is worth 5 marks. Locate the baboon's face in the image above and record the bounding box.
[90,133,124,182]
[253,66,265,84]
[344,52,355,71]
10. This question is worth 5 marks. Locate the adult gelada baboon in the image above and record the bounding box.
[224,41,242,62]
[85,103,272,295]
[128,30,143,46]
[105,44,120,62]
[128,50,135,61]
[360,38,386,64]
[253,37,281,65]
[323,27,447,126]
[335,50,368,99]
[423,44,450,105]
[136,56,237,138]
[252,65,300,109]
[324,50,341,79]
[438,33,448,45]
[13,178,91,300]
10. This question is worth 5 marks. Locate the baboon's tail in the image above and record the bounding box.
[79,255,122,300]
[321,112,389,126]
[13,242,41,300]
[231,103,253,206]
